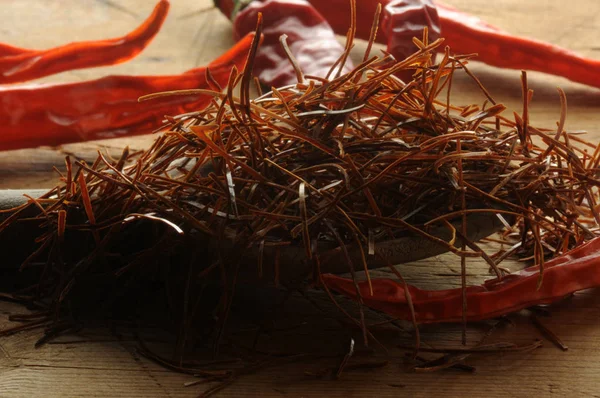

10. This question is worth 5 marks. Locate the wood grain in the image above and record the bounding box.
[2,0,600,397]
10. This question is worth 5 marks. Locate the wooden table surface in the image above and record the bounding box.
[2,1,600,397]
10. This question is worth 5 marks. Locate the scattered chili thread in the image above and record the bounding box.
[531,314,569,351]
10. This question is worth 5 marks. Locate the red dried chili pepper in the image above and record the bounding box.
[0,33,256,151]
[215,0,352,87]
[309,0,600,89]
[0,0,169,84]
[434,2,600,89]
[322,236,600,324]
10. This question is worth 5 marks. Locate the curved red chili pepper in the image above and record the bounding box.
[216,0,352,87]
[0,33,256,151]
[322,237,600,324]
[434,3,600,89]
[309,0,600,89]
[0,0,169,84]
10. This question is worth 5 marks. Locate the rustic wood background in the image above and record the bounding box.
[2,0,600,396]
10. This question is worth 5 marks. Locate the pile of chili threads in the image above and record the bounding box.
[2,14,600,392]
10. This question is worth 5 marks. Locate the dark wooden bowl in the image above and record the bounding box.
[0,189,505,284]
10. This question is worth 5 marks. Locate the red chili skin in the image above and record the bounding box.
[216,0,352,87]
[0,0,169,85]
[0,33,255,151]
[309,0,600,89]
[380,0,441,82]
[381,0,440,61]
[306,0,379,43]
[323,237,600,324]
[214,0,236,19]
[0,43,35,58]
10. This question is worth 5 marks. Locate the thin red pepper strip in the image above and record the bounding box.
[322,236,600,324]
[309,0,600,89]
[0,0,169,85]
[216,0,353,87]
[0,33,256,151]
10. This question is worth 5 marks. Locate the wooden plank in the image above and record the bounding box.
[2,0,600,397]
